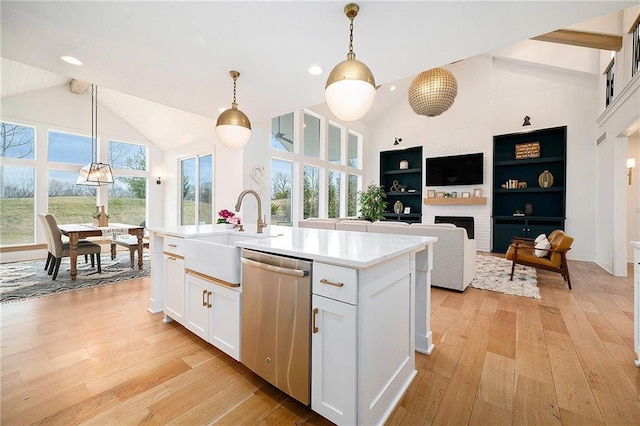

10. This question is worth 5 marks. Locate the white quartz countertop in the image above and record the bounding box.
[235,228,436,268]
[147,224,282,238]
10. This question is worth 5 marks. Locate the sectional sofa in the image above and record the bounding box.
[298,219,476,291]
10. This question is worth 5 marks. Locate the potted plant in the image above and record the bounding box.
[357,182,388,222]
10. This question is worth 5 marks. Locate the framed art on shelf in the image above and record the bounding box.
[403,207,411,214]
[473,188,483,197]
[461,192,471,198]
[427,190,436,198]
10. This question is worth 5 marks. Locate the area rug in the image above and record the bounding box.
[470,255,540,299]
[0,251,150,303]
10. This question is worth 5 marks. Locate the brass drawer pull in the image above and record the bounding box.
[320,278,344,287]
[202,289,207,307]
[207,291,212,308]
[312,308,319,333]
[168,243,178,247]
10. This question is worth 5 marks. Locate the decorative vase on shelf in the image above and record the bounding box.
[393,200,403,214]
[538,170,554,188]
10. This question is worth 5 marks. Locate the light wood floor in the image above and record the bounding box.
[1,259,639,425]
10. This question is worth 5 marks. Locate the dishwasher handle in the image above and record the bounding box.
[241,257,309,278]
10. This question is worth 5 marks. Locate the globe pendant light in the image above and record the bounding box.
[325,3,376,122]
[408,68,458,117]
[216,70,252,148]
[76,84,114,186]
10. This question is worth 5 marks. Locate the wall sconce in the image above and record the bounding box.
[156,177,162,185]
[394,137,402,146]
[628,158,636,185]
[522,116,531,126]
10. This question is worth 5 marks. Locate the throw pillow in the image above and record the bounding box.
[534,233,546,244]
[535,237,551,257]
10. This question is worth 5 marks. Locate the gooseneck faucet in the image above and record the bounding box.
[235,189,268,234]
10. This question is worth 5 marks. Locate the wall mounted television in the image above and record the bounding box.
[425,153,484,186]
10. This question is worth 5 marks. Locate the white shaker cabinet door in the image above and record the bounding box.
[311,294,357,426]
[185,273,210,341]
[209,284,241,361]
[163,254,185,324]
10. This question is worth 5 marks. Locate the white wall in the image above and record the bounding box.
[366,55,600,257]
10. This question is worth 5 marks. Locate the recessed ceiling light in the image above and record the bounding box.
[308,65,323,75]
[60,55,83,66]
[389,85,396,92]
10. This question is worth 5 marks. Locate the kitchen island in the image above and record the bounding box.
[148,225,436,425]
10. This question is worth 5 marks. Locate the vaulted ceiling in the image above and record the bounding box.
[1,1,635,149]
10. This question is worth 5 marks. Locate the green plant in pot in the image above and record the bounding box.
[357,182,388,222]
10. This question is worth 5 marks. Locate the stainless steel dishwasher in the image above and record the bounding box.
[240,248,312,405]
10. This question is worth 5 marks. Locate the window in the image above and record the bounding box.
[48,130,92,165]
[328,124,342,164]
[347,173,360,217]
[271,113,294,151]
[271,158,293,225]
[0,165,35,244]
[328,170,341,218]
[108,141,147,225]
[304,113,321,158]
[1,122,35,160]
[48,169,96,224]
[303,165,320,218]
[348,132,360,168]
[605,58,615,107]
[181,154,212,225]
[633,18,640,77]
[270,110,363,223]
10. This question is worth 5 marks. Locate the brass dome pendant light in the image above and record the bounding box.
[325,3,376,122]
[76,84,114,186]
[216,70,252,148]
[408,68,458,117]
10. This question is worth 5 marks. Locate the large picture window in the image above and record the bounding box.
[271,158,293,226]
[48,130,92,165]
[48,170,96,224]
[108,140,147,225]
[181,154,212,225]
[270,111,362,224]
[0,165,35,244]
[1,122,35,160]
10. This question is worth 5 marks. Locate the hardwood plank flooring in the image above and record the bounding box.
[1,259,638,425]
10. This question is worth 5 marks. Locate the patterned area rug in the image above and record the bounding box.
[0,251,150,303]
[470,255,540,299]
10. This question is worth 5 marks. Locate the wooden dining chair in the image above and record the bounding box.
[42,213,103,280]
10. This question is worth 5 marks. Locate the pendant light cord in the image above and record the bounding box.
[91,84,96,163]
[348,17,354,55]
[232,75,237,107]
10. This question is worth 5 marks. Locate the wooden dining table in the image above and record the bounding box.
[58,223,145,281]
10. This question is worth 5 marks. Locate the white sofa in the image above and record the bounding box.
[297,219,476,291]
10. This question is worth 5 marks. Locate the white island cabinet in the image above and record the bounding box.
[148,226,436,426]
[633,241,640,367]
[236,228,436,426]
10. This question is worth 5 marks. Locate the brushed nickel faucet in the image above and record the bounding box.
[235,189,267,234]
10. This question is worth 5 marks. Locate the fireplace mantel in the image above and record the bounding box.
[424,197,487,205]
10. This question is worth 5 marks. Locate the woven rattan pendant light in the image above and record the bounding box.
[408,68,458,117]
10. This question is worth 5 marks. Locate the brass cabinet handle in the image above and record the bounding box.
[168,243,177,247]
[202,289,207,307]
[312,308,319,333]
[320,278,344,287]
[207,291,212,308]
